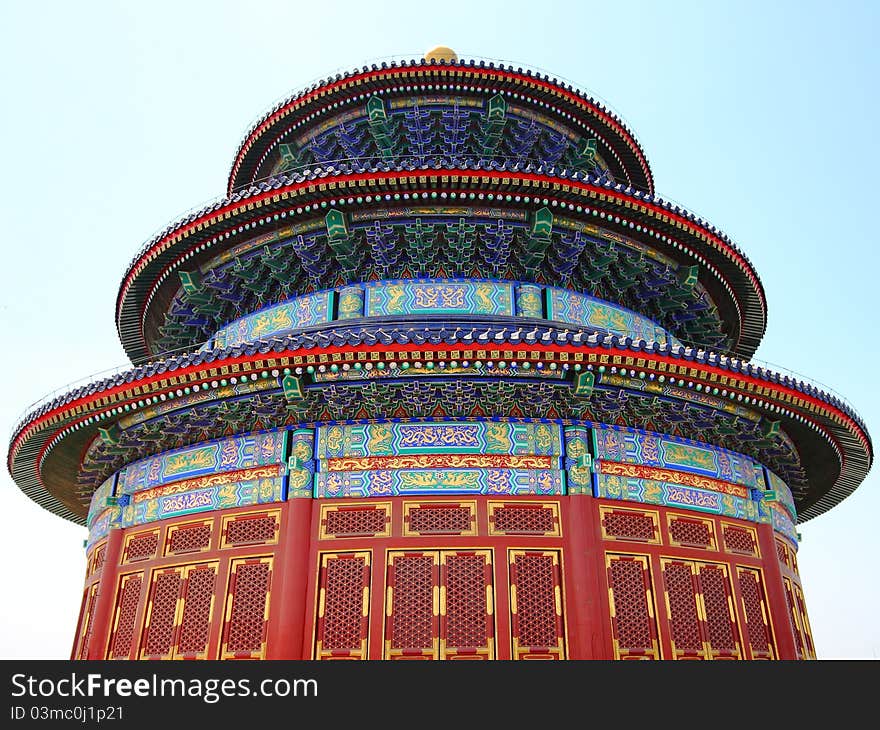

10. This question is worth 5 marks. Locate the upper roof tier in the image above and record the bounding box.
[116,162,766,364]
[226,55,655,195]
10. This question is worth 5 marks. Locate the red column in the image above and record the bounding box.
[266,499,313,658]
[85,528,124,660]
[561,496,610,659]
[756,523,797,660]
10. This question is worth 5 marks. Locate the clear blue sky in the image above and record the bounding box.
[1,0,877,658]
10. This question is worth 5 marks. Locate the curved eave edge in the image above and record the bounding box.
[9,332,871,526]
[115,163,766,361]
[225,58,654,194]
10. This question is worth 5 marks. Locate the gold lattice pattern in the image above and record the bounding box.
[143,571,182,657]
[325,508,387,536]
[226,516,276,546]
[513,554,557,648]
[699,566,738,654]
[669,518,712,548]
[168,525,212,554]
[493,507,555,534]
[776,540,790,568]
[125,533,158,562]
[77,585,99,660]
[722,526,757,556]
[321,556,367,651]
[110,575,143,659]
[737,569,772,656]
[664,562,703,653]
[391,555,435,650]
[408,507,471,535]
[225,562,270,654]
[177,567,216,656]
[603,511,656,542]
[445,554,488,650]
[609,558,654,652]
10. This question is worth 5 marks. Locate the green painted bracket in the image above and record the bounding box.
[325,209,349,241]
[573,370,595,397]
[577,137,597,163]
[679,265,699,289]
[367,95,387,124]
[531,206,554,238]
[762,420,781,438]
[282,374,305,402]
[487,93,507,123]
[576,454,592,469]
[178,270,203,295]
[762,490,778,502]
[98,424,121,446]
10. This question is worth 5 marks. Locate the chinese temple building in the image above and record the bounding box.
[8,49,872,660]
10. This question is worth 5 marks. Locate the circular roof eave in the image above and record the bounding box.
[115,165,766,363]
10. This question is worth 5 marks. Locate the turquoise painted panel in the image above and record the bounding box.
[594,472,764,522]
[546,286,674,345]
[563,426,592,495]
[87,506,121,547]
[765,468,797,520]
[87,474,116,528]
[769,502,798,544]
[593,426,763,490]
[287,428,316,499]
[365,279,515,317]
[121,476,284,528]
[314,468,564,498]
[316,421,562,459]
[119,430,286,495]
[213,291,333,349]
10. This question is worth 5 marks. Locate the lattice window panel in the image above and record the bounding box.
[489,502,560,536]
[124,532,159,563]
[662,560,704,658]
[315,551,371,660]
[668,516,715,550]
[736,567,775,659]
[606,553,660,659]
[222,513,279,548]
[793,583,816,659]
[697,564,741,659]
[140,569,184,659]
[166,522,212,555]
[222,558,272,659]
[385,551,439,659]
[175,564,218,659]
[776,539,790,569]
[509,550,566,660]
[722,524,758,557]
[403,502,476,536]
[75,583,99,660]
[783,577,805,659]
[107,572,144,660]
[321,504,390,538]
[441,551,495,660]
[88,542,107,577]
[660,559,741,660]
[600,507,659,544]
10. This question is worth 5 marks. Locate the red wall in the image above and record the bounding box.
[72,497,812,660]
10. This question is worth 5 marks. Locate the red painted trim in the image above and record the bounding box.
[85,528,124,660]
[756,522,798,660]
